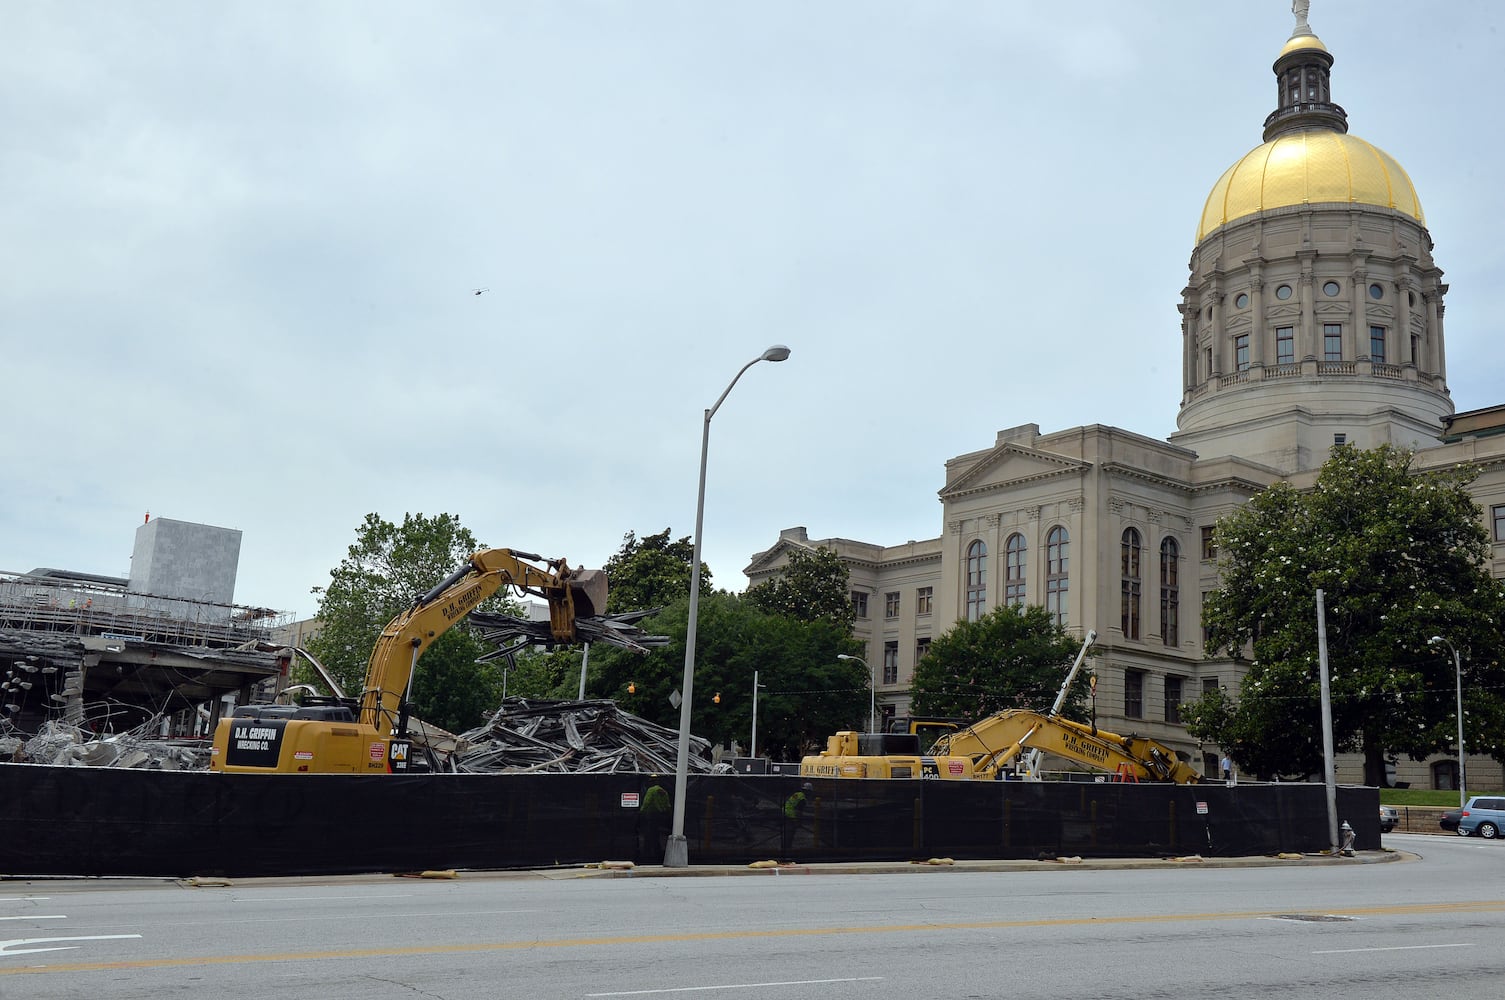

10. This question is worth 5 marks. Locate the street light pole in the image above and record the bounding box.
[750,670,766,759]
[665,345,790,868]
[836,654,874,733]
[1428,635,1467,808]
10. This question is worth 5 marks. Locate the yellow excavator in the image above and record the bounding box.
[210,549,606,774]
[800,712,1199,784]
[801,628,1200,784]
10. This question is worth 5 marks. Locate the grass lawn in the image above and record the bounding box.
[1379,788,1497,806]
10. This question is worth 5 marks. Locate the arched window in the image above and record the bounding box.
[1121,528,1141,639]
[1160,537,1180,647]
[1045,526,1069,626]
[965,540,987,622]
[1005,533,1027,607]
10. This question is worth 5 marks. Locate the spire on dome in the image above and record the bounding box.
[1262,1,1347,141]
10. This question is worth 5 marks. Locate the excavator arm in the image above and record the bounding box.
[358,548,606,737]
[930,709,1200,783]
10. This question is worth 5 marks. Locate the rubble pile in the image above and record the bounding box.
[452,697,716,774]
[3,720,212,770]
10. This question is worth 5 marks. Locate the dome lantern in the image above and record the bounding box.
[1263,3,1347,141]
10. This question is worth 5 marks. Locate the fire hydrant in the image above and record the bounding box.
[1339,820,1355,856]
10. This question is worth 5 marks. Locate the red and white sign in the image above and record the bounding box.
[369,743,385,761]
[948,760,965,776]
[1196,801,1209,815]
[621,792,641,809]
[294,751,313,760]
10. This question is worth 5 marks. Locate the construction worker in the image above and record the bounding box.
[640,779,670,861]
[781,782,812,857]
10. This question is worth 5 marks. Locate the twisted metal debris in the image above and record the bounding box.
[451,697,715,774]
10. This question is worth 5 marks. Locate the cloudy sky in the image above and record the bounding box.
[5,1,1502,621]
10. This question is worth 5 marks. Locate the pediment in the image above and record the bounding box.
[941,443,1088,500]
[743,536,810,575]
[1266,303,1301,320]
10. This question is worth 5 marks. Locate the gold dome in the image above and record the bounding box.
[1196,130,1424,242]
[1278,31,1329,59]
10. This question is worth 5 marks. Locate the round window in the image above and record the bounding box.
[1235,293,1249,309]
[1323,281,1340,297]
[1409,291,1417,307]
[1276,284,1293,300]
[1369,283,1384,300]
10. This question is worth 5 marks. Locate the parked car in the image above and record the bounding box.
[1456,796,1505,839]
[1440,808,1462,832]
[1379,805,1399,832]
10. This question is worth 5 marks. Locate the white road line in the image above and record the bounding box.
[234,894,416,902]
[0,916,66,922]
[587,978,884,996]
[1313,943,1475,955]
[0,935,142,957]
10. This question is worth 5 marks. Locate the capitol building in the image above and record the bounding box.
[748,8,1505,789]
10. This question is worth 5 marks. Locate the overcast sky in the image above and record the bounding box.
[5,1,1502,621]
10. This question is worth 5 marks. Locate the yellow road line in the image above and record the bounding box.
[6,900,1503,977]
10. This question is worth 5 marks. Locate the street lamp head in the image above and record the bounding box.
[760,345,791,363]
[1428,635,1445,646]
[836,654,863,663]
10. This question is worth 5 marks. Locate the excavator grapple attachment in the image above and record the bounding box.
[568,569,608,620]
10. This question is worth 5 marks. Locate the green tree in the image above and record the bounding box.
[909,604,1089,722]
[601,528,705,613]
[1195,445,1505,782]
[588,592,866,760]
[305,512,522,734]
[743,546,855,629]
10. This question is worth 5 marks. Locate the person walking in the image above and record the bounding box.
[781,782,812,858]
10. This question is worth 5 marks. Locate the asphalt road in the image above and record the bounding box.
[3,833,1501,1000]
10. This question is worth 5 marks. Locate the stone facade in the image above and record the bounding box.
[746,14,1505,790]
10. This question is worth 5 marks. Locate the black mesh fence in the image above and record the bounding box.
[0,764,1379,878]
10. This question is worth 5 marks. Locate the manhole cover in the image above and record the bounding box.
[1267,913,1356,922]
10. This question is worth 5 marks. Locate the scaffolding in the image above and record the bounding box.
[0,571,292,649]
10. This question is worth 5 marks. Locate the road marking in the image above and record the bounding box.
[0,916,66,922]
[1,936,142,957]
[587,978,883,996]
[233,894,416,903]
[4,900,1503,977]
[1313,943,1475,955]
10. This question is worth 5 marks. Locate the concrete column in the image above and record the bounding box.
[1299,271,1316,360]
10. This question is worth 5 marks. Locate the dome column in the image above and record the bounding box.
[1352,260,1370,360]
[1399,277,1417,367]
[1250,273,1268,366]
[1298,265,1317,363]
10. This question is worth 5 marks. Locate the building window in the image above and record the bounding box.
[851,591,868,619]
[1324,323,1342,361]
[1493,505,1505,543]
[1202,676,1219,696]
[1160,537,1180,647]
[1200,526,1217,561]
[1235,292,1248,309]
[1120,528,1141,640]
[915,586,932,616]
[915,637,931,663]
[1005,533,1027,607]
[1367,325,1386,363]
[1045,526,1069,627]
[1276,326,1294,365]
[1204,346,1213,380]
[884,591,900,619]
[1234,334,1250,372]
[882,641,899,685]
[1275,284,1293,300]
[1164,675,1184,724]
[1369,282,1385,300]
[1323,280,1340,297]
[1411,334,1421,365]
[965,540,987,622]
[1124,670,1144,719]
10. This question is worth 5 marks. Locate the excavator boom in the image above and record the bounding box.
[211,548,605,774]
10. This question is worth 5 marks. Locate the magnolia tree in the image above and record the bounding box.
[1186,445,1505,783]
